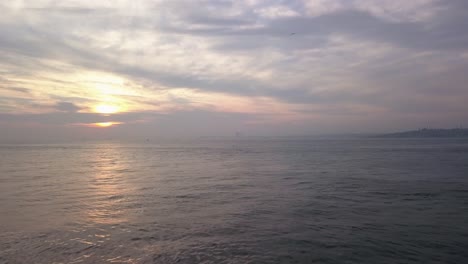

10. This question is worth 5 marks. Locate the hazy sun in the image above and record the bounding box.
[94,122,121,128]
[94,104,119,114]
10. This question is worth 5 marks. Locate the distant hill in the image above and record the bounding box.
[374,128,468,138]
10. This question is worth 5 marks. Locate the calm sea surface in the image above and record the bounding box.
[1,138,468,263]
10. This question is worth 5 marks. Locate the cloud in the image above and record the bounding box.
[0,0,468,140]
[54,102,82,113]
[255,5,300,19]
[0,87,31,94]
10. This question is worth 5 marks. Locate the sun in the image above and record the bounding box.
[71,122,122,128]
[94,104,119,114]
[94,122,121,128]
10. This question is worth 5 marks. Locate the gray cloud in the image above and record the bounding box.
[54,102,82,113]
[1,87,31,94]
[168,7,468,52]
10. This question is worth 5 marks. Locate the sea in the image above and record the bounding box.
[1,138,467,263]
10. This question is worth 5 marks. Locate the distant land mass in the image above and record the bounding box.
[374,128,468,138]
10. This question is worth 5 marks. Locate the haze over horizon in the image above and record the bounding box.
[1,0,468,142]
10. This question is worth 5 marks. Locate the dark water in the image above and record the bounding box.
[1,138,468,263]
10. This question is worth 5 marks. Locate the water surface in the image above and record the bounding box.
[1,138,468,263]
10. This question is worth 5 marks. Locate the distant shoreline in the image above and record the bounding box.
[373,128,468,138]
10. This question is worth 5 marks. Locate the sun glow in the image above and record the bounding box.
[94,122,121,128]
[71,122,123,128]
[94,104,119,114]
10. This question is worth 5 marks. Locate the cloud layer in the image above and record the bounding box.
[1,0,467,141]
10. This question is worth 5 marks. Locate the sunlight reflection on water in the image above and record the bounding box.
[85,145,131,225]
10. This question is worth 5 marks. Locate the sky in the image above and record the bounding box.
[1,0,468,142]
